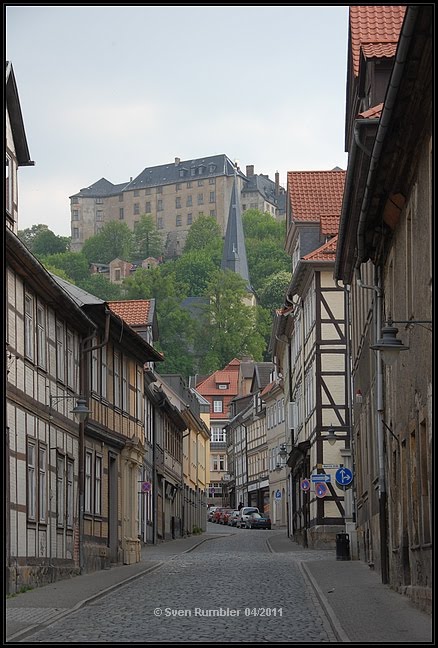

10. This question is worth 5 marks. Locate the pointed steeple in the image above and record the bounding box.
[221,173,251,288]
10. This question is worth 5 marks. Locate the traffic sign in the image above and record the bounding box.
[335,467,353,487]
[300,478,310,492]
[311,474,331,483]
[141,481,152,493]
[275,489,282,500]
[315,482,329,498]
[322,464,339,469]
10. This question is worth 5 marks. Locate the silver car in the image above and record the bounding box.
[238,507,259,528]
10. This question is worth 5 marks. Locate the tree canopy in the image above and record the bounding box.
[81,221,133,264]
[18,224,70,256]
[133,214,164,259]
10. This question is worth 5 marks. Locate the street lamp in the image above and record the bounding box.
[370,319,432,366]
[49,394,91,422]
[326,428,338,446]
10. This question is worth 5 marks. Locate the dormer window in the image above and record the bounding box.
[198,165,205,175]
[190,167,196,177]
[217,384,228,390]
[208,164,216,173]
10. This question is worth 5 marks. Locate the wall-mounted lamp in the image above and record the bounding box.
[326,427,338,446]
[49,395,91,423]
[370,319,432,366]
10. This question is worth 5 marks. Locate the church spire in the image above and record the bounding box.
[221,171,251,289]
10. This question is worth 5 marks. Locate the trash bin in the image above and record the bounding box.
[336,532,350,560]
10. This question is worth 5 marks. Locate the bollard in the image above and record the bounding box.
[336,532,351,560]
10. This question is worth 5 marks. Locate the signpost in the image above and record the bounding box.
[335,467,353,487]
[311,474,331,483]
[315,482,329,498]
[300,478,310,492]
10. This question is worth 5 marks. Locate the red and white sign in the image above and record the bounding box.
[315,482,329,498]
[300,478,311,492]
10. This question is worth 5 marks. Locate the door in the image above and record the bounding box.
[108,453,118,563]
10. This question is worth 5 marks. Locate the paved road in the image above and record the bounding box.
[24,526,337,643]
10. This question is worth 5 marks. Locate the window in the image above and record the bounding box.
[213,399,223,413]
[217,383,228,390]
[38,445,47,522]
[156,186,162,194]
[211,426,226,443]
[157,200,163,211]
[145,187,151,195]
[187,213,193,225]
[56,321,65,381]
[36,304,46,369]
[134,203,140,215]
[119,208,124,220]
[176,183,181,191]
[96,198,103,204]
[305,368,314,418]
[197,193,204,205]
[157,217,163,229]
[175,197,181,209]
[114,352,121,408]
[191,167,196,177]
[186,195,192,207]
[209,177,215,185]
[304,282,315,336]
[71,196,79,204]
[67,459,74,527]
[210,210,216,217]
[118,194,124,202]
[114,268,121,282]
[219,455,225,470]
[96,210,104,221]
[208,164,216,173]
[85,451,92,513]
[57,454,65,525]
[186,181,192,188]
[292,238,300,273]
[67,330,74,388]
[25,293,34,360]
[198,180,204,187]
[145,201,151,213]
[72,210,79,220]
[136,367,143,421]
[95,455,102,515]
[122,357,128,411]
[176,215,182,227]
[198,211,204,217]
[101,345,107,399]
[73,227,79,239]
[209,191,215,203]
[134,190,139,197]
[27,441,36,520]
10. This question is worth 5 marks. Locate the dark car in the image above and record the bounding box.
[245,512,271,529]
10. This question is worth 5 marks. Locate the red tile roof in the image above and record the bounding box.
[196,359,241,397]
[108,300,152,326]
[350,6,406,77]
[357,102,383,120]
[215,371,231,384]
[361,42,398,61]
[320,214,340,236]
[287,170,346,223]
[303,235,338,262]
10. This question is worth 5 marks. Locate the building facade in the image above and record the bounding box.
[335,5,432,612]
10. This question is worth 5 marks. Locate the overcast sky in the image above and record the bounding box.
[6,5,349,237]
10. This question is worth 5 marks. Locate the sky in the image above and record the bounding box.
[6,5,350,237]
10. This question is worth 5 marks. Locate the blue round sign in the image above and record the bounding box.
[275,489,282,500]
[335,467,353,487]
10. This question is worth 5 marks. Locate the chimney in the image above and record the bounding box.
[246,165,254,177]
[130,177,133,182]
[275,171,279,197]
[175,157,180,166]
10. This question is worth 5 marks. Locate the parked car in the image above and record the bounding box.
[245,512,271,529]
[213,508,226,523]
[238,506,259,528]
[219,509,233,525]
[207,506,218,522]
[227,510,241,526]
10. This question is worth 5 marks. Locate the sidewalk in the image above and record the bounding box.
[267,534,433,643]
[6,532,433,644]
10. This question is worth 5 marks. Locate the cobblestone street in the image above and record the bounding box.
[25,528,337,643]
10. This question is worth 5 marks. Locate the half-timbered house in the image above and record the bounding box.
[283,170,350,549]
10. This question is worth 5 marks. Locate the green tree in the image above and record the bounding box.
[258,270,292,314]
[173,250,218,296]
[183,214,223,263]
[123,267,196,378]
[40,252,90,283]
[18,224,70,256]
[81,221,133,264]
[195,269,269,374]
[133,214,164,260]
[42,264,72,282]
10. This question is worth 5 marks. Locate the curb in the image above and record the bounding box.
[300,561,350,643]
